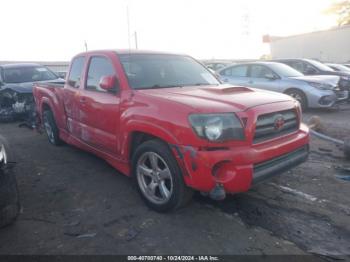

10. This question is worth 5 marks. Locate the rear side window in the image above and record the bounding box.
[220,66,248,77]
[289,61,304,73]
[250,65,273,78]
[68,57,85,88]
[86,56,116,92]
[231,65,248,77]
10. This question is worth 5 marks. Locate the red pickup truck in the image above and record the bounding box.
[33,50,309,212]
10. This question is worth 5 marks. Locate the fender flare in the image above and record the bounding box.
[122,119,181,159]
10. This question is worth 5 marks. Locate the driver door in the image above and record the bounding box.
[77,56,120,155]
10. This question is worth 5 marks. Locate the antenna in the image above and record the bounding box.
[84,41,88,52]
[134,31,138,49]
[126,5,131,50]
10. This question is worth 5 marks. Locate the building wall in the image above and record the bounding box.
[270,26,350,63]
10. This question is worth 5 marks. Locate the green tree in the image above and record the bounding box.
[325,0,350,26]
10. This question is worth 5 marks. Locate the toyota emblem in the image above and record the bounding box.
[274,114,285,131]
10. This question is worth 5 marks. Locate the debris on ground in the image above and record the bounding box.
[76,233,97,238]
[307,115,350,160]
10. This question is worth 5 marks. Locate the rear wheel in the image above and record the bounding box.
[285,89,307,110]
[43,110,62,146]
[0,136,19,228]
[132,140,193,212]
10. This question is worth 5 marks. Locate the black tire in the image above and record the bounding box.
[132,140,193,212]
[43,110,62,146]
[0,136,19,228]
[285,89,308,111]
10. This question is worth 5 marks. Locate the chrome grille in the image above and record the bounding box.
[254,109,298,144]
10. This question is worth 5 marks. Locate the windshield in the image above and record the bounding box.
[270,63,304,77]
[119,54,220,89]
[3,66,58,83]
[306,59,334,72]
[330,64,350,72]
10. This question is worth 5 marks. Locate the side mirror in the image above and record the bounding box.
[99,75,119,92]
[265,73,277,80]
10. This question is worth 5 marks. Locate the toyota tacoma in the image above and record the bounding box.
[33,50,309,212]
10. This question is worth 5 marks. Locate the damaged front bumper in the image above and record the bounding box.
[0,87,36,126]
[171,124,309,195]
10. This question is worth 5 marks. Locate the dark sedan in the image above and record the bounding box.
[0,63,63,123]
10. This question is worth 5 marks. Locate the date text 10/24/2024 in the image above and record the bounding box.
[127,256,219,261]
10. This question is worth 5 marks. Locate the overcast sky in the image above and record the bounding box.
[0,0,336,61]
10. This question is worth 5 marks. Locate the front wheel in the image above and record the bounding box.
[285,89,308,110]
[132,140,193,212]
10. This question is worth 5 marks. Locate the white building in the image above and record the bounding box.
[268,25,350,63]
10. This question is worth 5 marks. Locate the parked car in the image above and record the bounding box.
[0,63,63,123]
[204,61,234,72]
[56,71,67,79]
[33,50,309,212]
[273,59,350,92]
[325,63,350,73]
[218,62,348,109]
[0,135,19,228]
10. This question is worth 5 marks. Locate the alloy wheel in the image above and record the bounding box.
[136,152,173,205]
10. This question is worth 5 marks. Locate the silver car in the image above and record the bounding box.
[218,62,348,109]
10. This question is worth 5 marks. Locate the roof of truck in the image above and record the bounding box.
[75,49,185,57]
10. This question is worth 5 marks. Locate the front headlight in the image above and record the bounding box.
[308,82,333,90]
[189,113,245,142]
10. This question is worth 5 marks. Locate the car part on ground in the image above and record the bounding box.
[307,116,350,160]
[0,135,19,228]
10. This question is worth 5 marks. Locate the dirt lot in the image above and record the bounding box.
[0,105,349,259]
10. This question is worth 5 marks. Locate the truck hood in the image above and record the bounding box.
[138,85,293,112]
[290,75,340,87]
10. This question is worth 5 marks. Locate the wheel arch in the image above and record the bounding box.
[284,87,308,107]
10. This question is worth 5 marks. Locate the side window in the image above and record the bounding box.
[250,65,273,78]
[68,57,85,88]
[221,68,232,76]
[303,62,318,74]
[86,56,116,92]
[231,65,248,77]
[290,61,304,73]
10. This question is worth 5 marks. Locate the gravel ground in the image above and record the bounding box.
[0,105,349,259]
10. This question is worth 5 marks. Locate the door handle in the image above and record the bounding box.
[80,97,87,103]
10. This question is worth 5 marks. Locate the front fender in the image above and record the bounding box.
[126,119,180,142]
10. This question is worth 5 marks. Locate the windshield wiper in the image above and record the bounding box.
[194,83,219,86]
[147,84,184,89]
